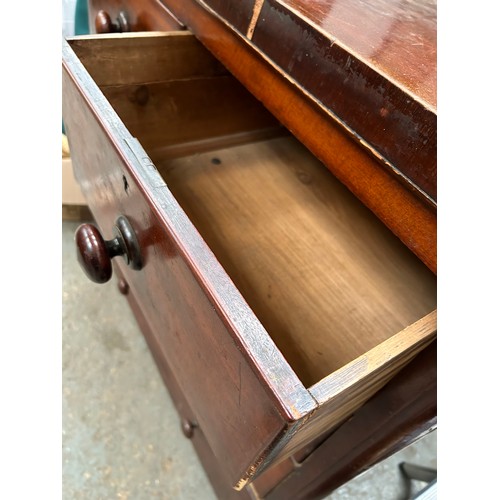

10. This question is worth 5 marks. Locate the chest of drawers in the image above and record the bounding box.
[63,2,437,497]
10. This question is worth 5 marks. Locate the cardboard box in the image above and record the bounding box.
[62,156,92,221]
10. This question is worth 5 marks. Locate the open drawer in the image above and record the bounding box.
[62,32,437,490]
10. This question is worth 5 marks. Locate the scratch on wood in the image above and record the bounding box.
[247,0,265,40]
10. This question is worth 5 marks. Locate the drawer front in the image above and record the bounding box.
[116,265,253,499]
[62,36,315,488]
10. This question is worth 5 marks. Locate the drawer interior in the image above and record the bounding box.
[70,33,436,388]
[156,139,436,387]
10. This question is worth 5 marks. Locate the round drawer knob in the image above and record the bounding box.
[75,215,143,284]
[118,278,129,295]
[95,10,130,34]
[181,418,196,439]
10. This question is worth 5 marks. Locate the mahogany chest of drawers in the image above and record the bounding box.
[62,1,437,497]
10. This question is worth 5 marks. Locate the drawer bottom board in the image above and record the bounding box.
[156,136,436,387]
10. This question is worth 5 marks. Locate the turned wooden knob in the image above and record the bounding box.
[118,278,129,295]
[95,10,130,34]
[181,418,196,439]
[75,215,142,284]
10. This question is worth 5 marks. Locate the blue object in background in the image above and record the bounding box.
[74,0,89,35]
[63,0,89,133]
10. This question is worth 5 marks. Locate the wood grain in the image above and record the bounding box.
[114,266,254,499]
[157,0,437,273]
[271,310,436,463]
[281,0,437,108]
[120,261,436,499]
[157,137,436,387]
[159,0,437,201]
[202,0,255,34]
[63,29,437,490]
[69,32,284,160]
[252,0,437,201]
[102,78,283,157]
[69,32,228,86]
[265,341,437,499]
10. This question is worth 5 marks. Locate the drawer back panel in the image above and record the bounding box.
[69,32,285,158]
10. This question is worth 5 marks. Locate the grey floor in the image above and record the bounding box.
[62,219,437,500]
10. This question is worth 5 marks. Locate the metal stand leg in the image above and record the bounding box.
[399,462,437,500]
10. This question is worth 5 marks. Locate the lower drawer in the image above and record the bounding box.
[62,32,437,489]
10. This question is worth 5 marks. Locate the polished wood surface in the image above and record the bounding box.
[160,0,437,201]
[282,0,437,108]
[95,9,130,33]
[115,266,253,499]
[158,137,436,386]
[252,0,436,201]
[75,216,143,283]
[202,0,255,34]
[63,65,291,488]
[75,223,113,283]
[64,29,436,476]
[158,0,437,273]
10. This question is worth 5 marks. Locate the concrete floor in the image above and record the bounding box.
[62,219,437,499]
